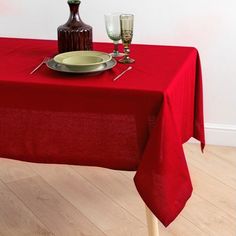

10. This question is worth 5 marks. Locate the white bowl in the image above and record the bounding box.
[54,51,112,70]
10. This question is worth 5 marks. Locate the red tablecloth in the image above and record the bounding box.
[0,37,205,226]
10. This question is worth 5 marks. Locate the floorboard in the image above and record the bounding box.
[0,143,235,236]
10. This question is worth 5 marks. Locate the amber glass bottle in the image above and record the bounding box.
[57,0,93,53]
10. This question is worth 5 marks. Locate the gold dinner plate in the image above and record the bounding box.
[53,51,112,70]
[46,58,117,74]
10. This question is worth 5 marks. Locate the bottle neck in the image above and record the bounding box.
[68,2,81,22]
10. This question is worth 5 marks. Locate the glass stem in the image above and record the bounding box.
[124,45,130,60]
[113,41,119,56]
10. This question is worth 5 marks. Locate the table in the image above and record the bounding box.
[0,37,205,229]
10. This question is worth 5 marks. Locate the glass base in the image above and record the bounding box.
[118,57,135,64]
[110,52,125,58]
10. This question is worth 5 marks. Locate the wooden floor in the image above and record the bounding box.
[0,143,235,236]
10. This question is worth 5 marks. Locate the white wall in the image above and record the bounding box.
[1,0,236,146]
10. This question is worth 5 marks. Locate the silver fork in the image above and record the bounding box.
[30,57,50,75]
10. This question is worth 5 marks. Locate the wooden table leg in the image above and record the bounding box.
[145,205,160,236]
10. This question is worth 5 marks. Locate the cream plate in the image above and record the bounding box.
[46,58,117,74]
[53,51,112,69]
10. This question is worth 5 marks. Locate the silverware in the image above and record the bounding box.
[30,57,50,74]
[113,66,132,81]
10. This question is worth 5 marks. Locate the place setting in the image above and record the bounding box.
[46,51,117,74]
[30,10,135,81]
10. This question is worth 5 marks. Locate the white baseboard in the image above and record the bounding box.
[189,123,236,147]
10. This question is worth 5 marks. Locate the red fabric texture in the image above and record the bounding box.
[0,38,205,226]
